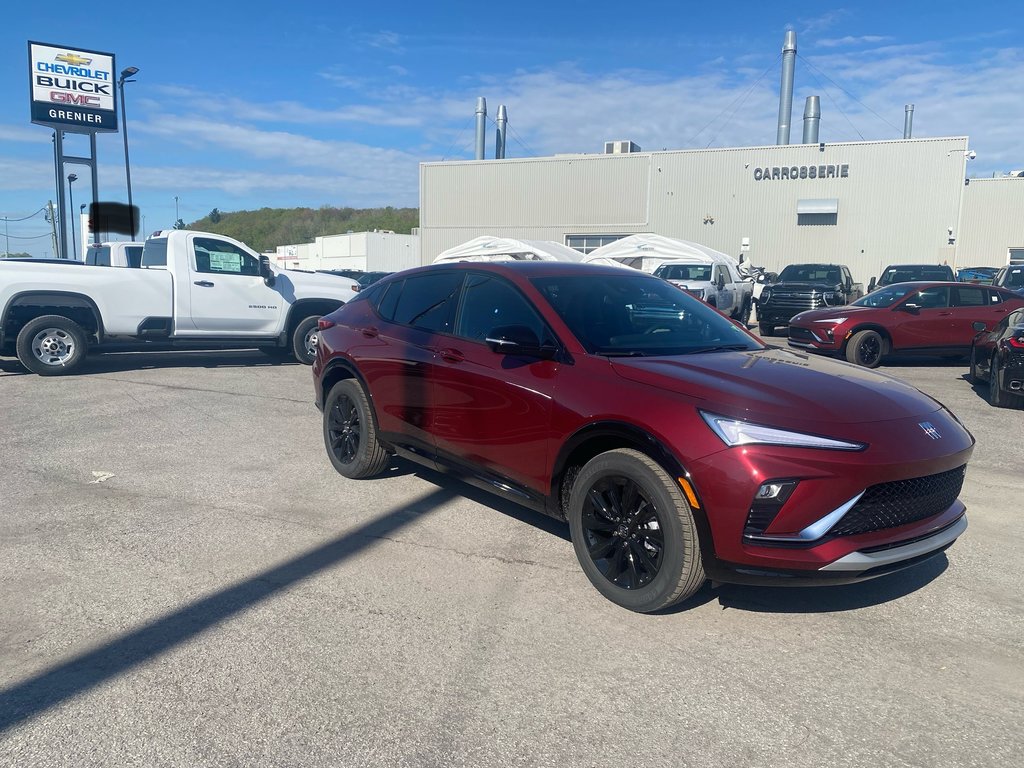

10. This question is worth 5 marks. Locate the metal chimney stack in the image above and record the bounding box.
[904,104,914,139]
[802,96,820,144]
[495,104,507,159]
[776,30,797,145]
[474,97,487,160]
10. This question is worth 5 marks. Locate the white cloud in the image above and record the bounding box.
[816,35,891,48]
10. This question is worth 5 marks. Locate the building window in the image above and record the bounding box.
[565,234,629,255]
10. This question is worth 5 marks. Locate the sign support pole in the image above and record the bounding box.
[55,130,68,260]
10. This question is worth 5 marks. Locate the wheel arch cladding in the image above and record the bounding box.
[4,291,104,341]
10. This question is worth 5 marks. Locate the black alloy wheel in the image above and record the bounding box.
[328,392,361,465]
[987,356,1016,408]
[846,329,884,368]
[323,379,390,478]
[969,344,983,385]
[582,475,665,590]
[568,449,704,613]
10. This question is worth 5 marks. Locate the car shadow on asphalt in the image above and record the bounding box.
[0,486,456,735]
[402,461,950,614]
[0,349,300,376]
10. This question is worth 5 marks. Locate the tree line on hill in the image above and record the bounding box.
[186,206,419,253]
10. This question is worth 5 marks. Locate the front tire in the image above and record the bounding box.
[846,329,885,368]
[292,316,321,365]
[758,322,775,337]
[15,314,89,376]
[567,449,704,613]
[323,379,390,478]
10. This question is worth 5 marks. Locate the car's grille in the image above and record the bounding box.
[789,327,814,342]
[831,465,966,537]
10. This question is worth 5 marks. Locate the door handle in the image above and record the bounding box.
[359,326,379,338]
[438,348,464,363]
[194,280,215,287]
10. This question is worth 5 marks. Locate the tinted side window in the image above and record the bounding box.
[953,287,986,307]
[392,272,463,333]
[377,279,403,321]
[193,237,259,276]
[87,246,111,266]
[141,238,168,268]
[914,287,950,309]
[455,274,547,343]
[125,246,143,268]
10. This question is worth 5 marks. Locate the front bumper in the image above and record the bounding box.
[705,514,966,587]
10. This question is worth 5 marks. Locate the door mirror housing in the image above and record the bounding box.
[260,255,276,287]
[485,325,557,359]
[716,274,726,290]
[868,277,876,292]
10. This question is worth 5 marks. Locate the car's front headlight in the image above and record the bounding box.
[700,411,867,451]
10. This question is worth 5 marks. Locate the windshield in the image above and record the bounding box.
[1002,267,1024,288]
[531,273,763,356]
[655,264,713,282]
[778,264,842,284]
[880,266,952,284]
[852,285,909,308]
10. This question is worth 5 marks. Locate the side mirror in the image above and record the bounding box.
[716,275,726,290]
[485,325,556,359]
[972,321,987,333]
[868,277,876,292]
[260,255,276,287]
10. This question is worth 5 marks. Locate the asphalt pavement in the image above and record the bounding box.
[0,345,1021,767]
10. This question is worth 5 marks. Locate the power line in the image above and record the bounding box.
[4,231,53,240]
[685,55,781,147]
[798,54,903,137]
[1,206,47,222]
[440,117,475,161]
[703,59,781,148]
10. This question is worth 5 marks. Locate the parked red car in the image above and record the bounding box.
[313,263,973,612]
[970,307,1024,408]
[788,281,1024,368]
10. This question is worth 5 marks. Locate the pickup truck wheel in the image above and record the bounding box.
[846,329,884,368]
[567,449,704,613]
[15,315,89,376]
[292,316,321,365]
[758,322,775,337]
[737,297,752,326]
[323,379,390,478]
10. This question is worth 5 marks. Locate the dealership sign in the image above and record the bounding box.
[28,41,117,133]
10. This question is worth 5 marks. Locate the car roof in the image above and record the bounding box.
[881,263,950,269]
[397,260,644,279]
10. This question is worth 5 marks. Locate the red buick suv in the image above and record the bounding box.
[312,262,974,612]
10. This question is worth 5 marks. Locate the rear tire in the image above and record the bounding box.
[292,316,320,365]
[846,329,885,368]
[15,314,89,376]
[758,322,775,337]
[737,297,752,326]
[987,356,1022,408]
[323,379,390,478]
[969,344,984,385]
[567,449,704,613]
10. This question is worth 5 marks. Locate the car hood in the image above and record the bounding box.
[610,347,941,424]
[277,268,359,302]
[791,304,881,323]
[767,281,839,291]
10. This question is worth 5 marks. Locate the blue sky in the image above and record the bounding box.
[2,0,1022,256]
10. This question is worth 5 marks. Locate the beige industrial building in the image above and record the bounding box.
[418,136,1024,283]
[273,230,419,272]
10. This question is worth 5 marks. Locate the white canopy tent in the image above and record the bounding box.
[433,236,584,264]
[583,233,740,273]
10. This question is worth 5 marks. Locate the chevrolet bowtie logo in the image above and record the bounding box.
[919,422,941,440]
[55,53,92,66]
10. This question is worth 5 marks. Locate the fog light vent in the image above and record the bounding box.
[744,481,798,537]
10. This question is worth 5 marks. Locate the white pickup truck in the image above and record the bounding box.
[0,230,359,375]
[653,256,755,324]
[84,241,145,268]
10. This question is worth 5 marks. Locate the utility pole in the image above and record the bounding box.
[3,216,8,257]
[47,201,59,257]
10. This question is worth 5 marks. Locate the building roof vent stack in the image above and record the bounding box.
[802,96,820,144]
[475,97,487,160]
[776,29,797,145]
[904,104,915,139]
[495,105,508,159]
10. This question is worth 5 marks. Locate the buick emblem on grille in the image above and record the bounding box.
[918,422,941,440]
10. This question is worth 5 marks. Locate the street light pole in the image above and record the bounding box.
[3,216,8,257]
[68,173,78,259]
[118,66,139,236]
[174,195,179,226]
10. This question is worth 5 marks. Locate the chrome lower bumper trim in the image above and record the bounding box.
[819,515,967,572]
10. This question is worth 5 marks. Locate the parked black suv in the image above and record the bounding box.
[757,263,863,336]
[868,264,955,292]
